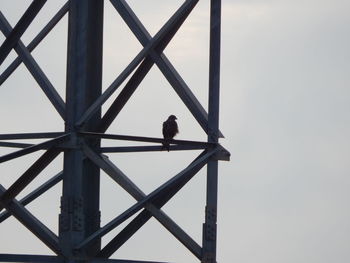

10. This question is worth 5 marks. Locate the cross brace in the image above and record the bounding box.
[0,12,66,118]
[0,0,46,65]
[0,0,227,262]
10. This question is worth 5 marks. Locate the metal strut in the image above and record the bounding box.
[0,0,229,262]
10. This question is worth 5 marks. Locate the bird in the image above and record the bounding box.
[162,115,179,151]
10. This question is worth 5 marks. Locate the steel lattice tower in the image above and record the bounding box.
[0,1,229,262]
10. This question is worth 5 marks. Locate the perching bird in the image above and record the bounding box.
[162,115,179,151]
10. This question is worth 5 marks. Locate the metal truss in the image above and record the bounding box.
[0,0,229,263]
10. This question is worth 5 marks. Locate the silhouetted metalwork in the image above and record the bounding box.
[0,0,229,263]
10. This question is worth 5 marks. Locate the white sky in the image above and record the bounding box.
[1,0,350,262]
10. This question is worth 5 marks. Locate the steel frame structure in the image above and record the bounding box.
[0,0,229,263]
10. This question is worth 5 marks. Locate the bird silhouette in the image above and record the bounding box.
[162,115,178,151]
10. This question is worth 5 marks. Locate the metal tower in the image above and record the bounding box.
[0,0,229,262]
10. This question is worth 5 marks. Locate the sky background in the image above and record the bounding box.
[1,0,350,262]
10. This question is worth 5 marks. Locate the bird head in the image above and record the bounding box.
[168,115,177,120]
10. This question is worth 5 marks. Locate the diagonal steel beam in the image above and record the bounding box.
[0,134,68,163]
[0,172,62,223]
[96,56,153,132]
[82,145,144,198]
[0,141,33,148]
[0,0,46,65]
[0,12,66,119]
[77,0,199,129]
[110,0,223,138]
[75,46,154,128]
[0,132,65,140]
[98,0,199,132]
[75,148,216,251]
[0,2,68,86]
[97,150,212,259]
[98,209,152,258]
[0,147,61,212]
[95,151,214,259]
[0,185,61,255]
[82,145,203,258]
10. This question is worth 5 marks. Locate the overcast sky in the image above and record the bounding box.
[1,0,350,262]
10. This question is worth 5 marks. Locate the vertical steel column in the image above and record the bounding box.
[203,0,221,262]
[59,0,104,260]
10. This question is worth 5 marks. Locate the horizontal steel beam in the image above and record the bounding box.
[79,132,214,147]
[0,0,46,65]
[100,145,207,153]
[0,255,169,263]
[91,259,171,263]
[0,254,62,263]
[0,134,68,163]
[0,132,65,140]
[0,2,68,85]
[0,141,33,148]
